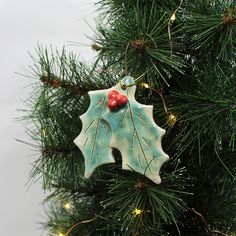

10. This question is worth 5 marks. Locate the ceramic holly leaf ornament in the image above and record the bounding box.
[74,89,114,178]
[74,76,169,184]
[102,76,169,184]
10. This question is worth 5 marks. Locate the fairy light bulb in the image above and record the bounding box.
[132,208,143,216]
[170,13,176,22]
[167,112,177,127]
[58,233,65,236]
[41,129,46,138]
[140,83,150,89]
[64,202,72,210]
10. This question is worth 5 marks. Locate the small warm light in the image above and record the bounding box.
[170,13,176,22]
[140,83,150,89]
[58,233,65,236]
[132,208,143,216]
[41,129,46,137]
[167,112,177,127]
[64,202,72,210]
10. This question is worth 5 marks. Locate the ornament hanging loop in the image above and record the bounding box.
[119,76,136,90]
[119,68,152,90]
[120,82,128,90]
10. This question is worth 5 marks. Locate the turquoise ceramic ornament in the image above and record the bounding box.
[74,76,169,184]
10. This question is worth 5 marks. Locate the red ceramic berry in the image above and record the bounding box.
[108,99,118,111]
[108,90,119,99]
[117,94,128,107]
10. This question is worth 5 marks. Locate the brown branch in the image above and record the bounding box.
[42,145,78,157]
[191,208,232,236]
[223,7,236,25]
[65,216,97,236]
[40,75,89,96]
[91,43,103,51]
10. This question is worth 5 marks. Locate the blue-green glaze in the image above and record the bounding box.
[74,89,114,178]
[102,76,169,184]
[74,76,169,184]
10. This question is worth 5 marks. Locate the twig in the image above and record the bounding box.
[191,208,232,236]
[65,216,97,236]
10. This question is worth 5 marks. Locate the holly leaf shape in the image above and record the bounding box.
[74,90,114,178]
[102,76,169,184]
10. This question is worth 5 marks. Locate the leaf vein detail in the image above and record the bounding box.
[128,102,150,170]
[89,98,106,163]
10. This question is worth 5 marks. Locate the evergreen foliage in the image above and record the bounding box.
[22,0,236,235]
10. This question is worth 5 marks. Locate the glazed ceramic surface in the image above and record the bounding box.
[74,76,169,184]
